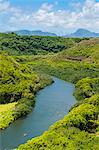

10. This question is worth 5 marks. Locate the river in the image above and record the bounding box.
[0,77,76,150]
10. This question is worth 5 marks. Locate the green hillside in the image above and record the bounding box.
[18,38,99,149]
[0,33,85,55]
[0,52,52,129]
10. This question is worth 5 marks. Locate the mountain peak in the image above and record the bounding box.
[65,29,99,38]
[76,28,90,33]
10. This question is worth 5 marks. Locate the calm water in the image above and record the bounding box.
[0,77,76,150]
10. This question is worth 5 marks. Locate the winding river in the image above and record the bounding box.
[0,77,76,150]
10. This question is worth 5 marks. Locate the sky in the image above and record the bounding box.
[0,0,99,34]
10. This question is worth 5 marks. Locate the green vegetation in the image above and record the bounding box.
[74,77,99,100]
[18,38,99,149]
[0,33,85,55]
[0,52,52,129]
[0,33,99,149]
[0,102,17,129]
[18,94,99,150]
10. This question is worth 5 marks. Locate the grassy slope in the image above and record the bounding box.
[0,52,52,129]
[18,39,99,149]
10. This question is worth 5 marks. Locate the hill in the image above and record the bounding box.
[0,52,52,129]
[0,33,83,55]
[13,30,57,36]
[65,29,99,38]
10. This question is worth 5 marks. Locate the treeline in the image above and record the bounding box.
[0,33,87,55]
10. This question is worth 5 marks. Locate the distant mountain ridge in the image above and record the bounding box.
[6,29,99,37]
[14,30,57,36]
[65,29,99,38]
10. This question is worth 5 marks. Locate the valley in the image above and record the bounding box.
[0,33,99,150]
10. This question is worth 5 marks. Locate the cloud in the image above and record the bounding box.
[0,0,99,33]
[0,0,21,14]
[40,3,53,11]
[0,0,10,12]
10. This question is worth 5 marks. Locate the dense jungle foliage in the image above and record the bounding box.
[0,33,99,149]
[0,33,86,55]
[0,52,52,129]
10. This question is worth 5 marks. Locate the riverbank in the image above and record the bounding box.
[1,77,76,150]
[0,77,53,130]
[18,39,99,149]
[0,76,53,130]
[18,79,99,150]
[0,52,53,130]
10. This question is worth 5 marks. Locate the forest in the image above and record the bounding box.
[0,33,86,55]
[0,33,99,149]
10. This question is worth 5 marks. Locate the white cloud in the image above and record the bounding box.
[0,0,21,14]
[0,0,10,12]
[40,3,53,12]
[0,0,99,33]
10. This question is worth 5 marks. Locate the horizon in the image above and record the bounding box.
[3,28,99,36]
[0,0,99,34]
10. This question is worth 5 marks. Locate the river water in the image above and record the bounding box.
[0,77,76,150]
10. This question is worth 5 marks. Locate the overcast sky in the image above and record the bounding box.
[0,0,99,34]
